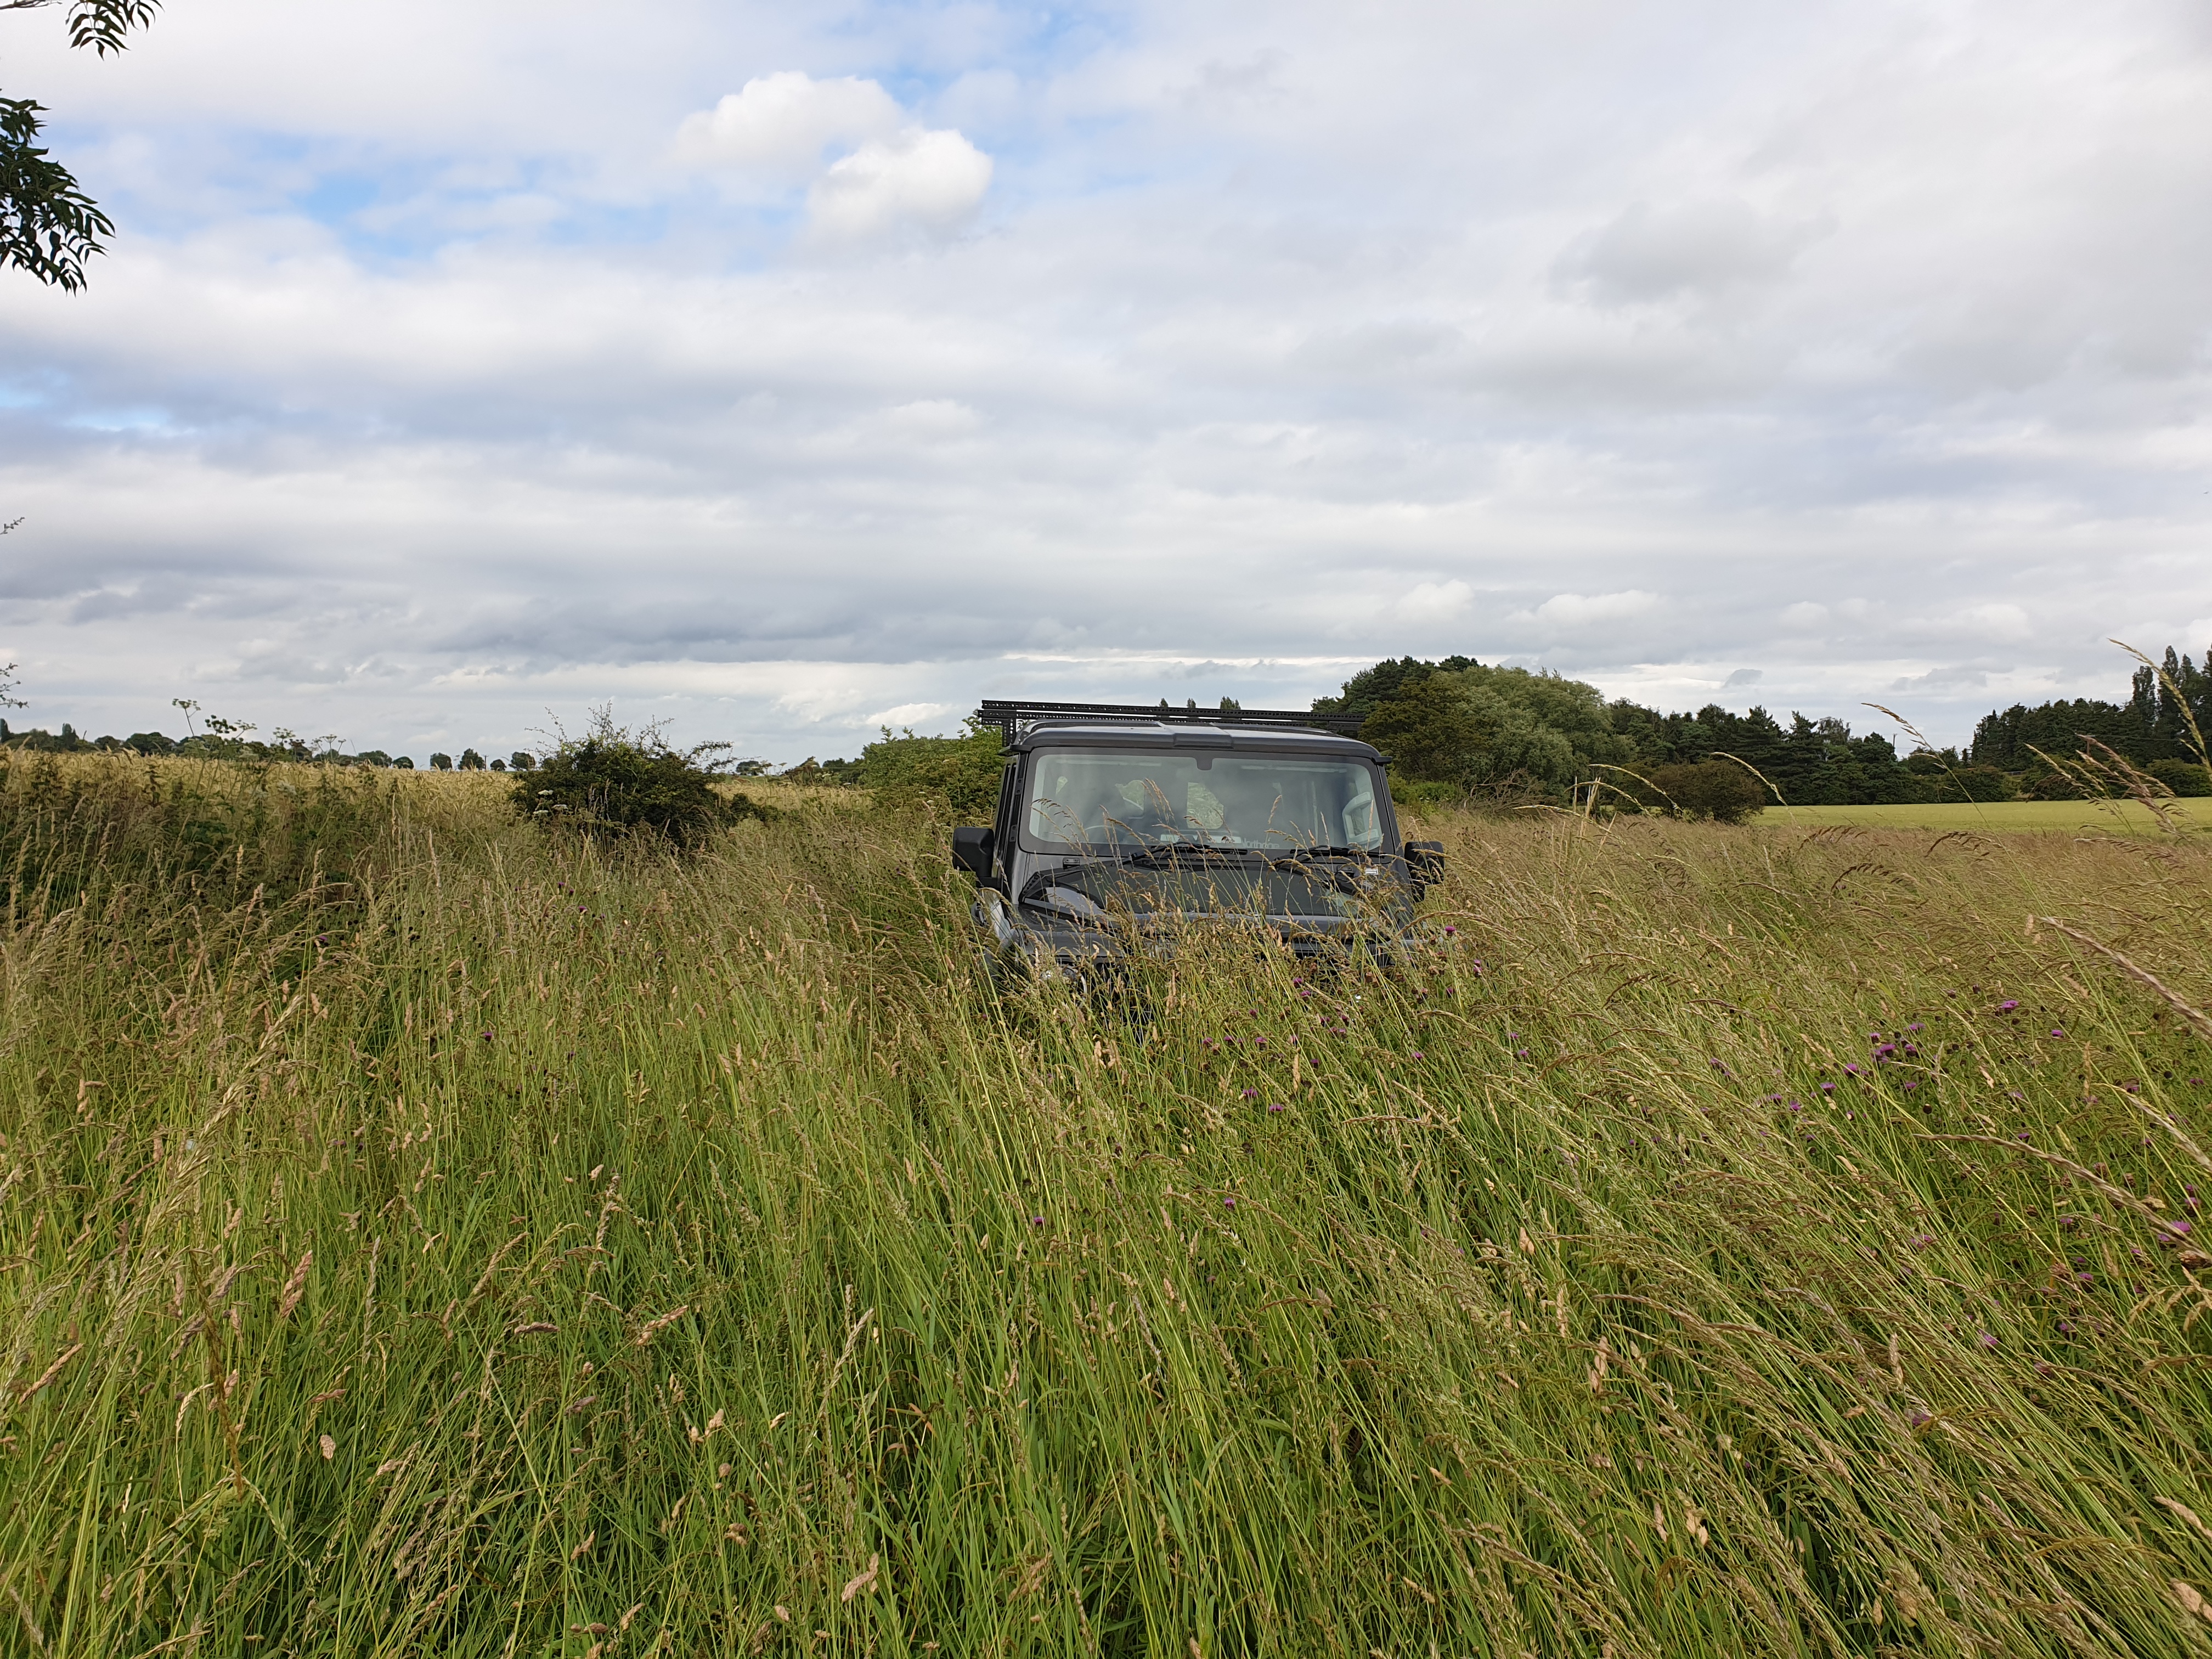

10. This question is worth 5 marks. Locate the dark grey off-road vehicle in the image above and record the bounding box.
[950,699,1444,984]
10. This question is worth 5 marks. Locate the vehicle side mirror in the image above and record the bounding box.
[951,826,995,878]
[1405,840,1445,882]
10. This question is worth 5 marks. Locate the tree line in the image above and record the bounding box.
[0,718,544,774]
[1310,645,2212,815]
[7,642,2205,822]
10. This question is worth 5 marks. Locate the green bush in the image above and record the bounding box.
[1635,760,1767,823]
[2149,757,2212,797]
[856,721,1005,819]
[1937,764,2021,803]
[514,711,770,848]
[1390,778,1464,809]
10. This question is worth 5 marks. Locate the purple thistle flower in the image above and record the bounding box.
[2051,1028,2064,1038]
[1978,1331,1997,1350]
[1032,1215,1045,1226]
[1240,1088,1258,1098]
[1267,1102,1285,1114]
[1820,1082,1835,1094]
[1223,1195,1236,1209]
[1999,1000,2019,1012]
[1443,925,1457,936]
[1411,1051,1425,1060]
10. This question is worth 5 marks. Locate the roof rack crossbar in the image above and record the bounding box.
[976,698,1364,743]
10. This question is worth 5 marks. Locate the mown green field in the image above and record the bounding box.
[1775,799,2212,834]
[4,753,2212,1657]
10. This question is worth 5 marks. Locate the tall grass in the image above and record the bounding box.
[3,754,2211,1656]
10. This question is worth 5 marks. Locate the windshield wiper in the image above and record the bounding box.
[1113,844,1258,870]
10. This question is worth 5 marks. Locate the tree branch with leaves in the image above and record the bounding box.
[1,0,161,291]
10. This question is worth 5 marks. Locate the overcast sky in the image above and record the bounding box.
[3,0,2208,761]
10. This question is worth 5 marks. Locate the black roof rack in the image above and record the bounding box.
[976,698,1364,744]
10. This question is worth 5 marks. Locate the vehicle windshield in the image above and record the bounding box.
[1020,748,1386,854]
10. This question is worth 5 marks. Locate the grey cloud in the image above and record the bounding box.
[1553,199,1829,308]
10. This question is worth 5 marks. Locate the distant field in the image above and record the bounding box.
[1774,797,2212,833]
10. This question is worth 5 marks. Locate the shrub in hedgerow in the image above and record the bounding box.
[1635,760,1767,824]
[2149,758,2212,797]
[515,709,771,849]
[854,720,1005,818]
[509,752,536,772]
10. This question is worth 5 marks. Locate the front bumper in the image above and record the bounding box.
[972,888,1417,980]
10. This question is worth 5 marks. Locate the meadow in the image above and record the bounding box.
[3,752,2211,1657]
[1779,800,2212,834]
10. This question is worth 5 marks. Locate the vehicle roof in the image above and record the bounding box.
[1008,719,1383,760]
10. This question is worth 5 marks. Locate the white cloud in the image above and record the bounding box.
[673,72,904,180]
[1890,663,2010,692]
[1530,591,1661,627]
[806,128,993,240]
[1780,602,1829,629]
[668,71,992,238]
[1391,579,1473,623]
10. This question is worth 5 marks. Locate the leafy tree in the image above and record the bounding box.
[459,748,486,771]
[1312,654,1481,724]
[489,757,506,772]
[515,708,769,848]
[1359,679,1488,786]
[3,0,161,292]
[429,753,453,771]
[509,752,536,772]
